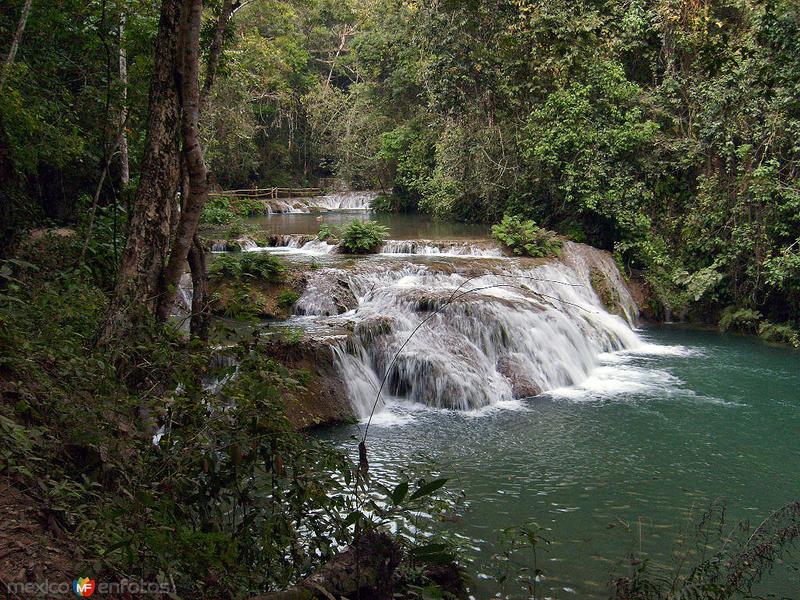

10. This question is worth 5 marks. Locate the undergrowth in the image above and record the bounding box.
[0,235,461,598]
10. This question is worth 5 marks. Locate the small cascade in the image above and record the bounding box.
[209,237,258,252]
[266,199,310,214]
[295,268,357,316]
[263,191,378,213]
[380,239,503,257]
[252,234,337,255]
[310,191,378,210]
[238,237,258,251]
[288,247,641,417]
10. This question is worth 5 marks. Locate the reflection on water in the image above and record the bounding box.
[316,327,800,598]
[246,211,491,240]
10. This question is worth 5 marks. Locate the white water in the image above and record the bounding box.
[379,239,503,257]
[264,191,378,213]
[293,243,642,417]
[312,191,378,210]
[242,236,504,258]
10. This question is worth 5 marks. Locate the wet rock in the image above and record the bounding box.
[295,268,357,316]
[497,356,542,398]
[263,336,356,428]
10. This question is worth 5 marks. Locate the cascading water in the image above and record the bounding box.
[379,239,502,257]
[202,197,643,419]
[312,191,378,210]
[264,191,378,213]
[292,244,641,417]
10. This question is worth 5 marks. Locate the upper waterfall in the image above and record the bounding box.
[264,191,379,213]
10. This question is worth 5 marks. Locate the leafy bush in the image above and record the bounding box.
[0,253,459,597]
[370,194,417,213]
[317,224,336,241]
[718,306,762,333]
[201,196,266,226]
[209,252,285,281]
[758,322,800,348]
[339,220,389,254]
[200,197,238,225]
[277,289,300,309]
[491,215,562,258]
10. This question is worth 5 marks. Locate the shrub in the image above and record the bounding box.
[370,194,417,213]
[201,196,265,226]
[209,253,285,281]
[718,306,762,333]
[491,215,562,258]
[277,289,300,309]
[201,197,238,225]
[758,322,800,347]
[317,224,336,241]
[339,220,389,254]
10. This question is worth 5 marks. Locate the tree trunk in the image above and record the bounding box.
[0,0,33,93]
[155,0,207,323]
[187,234,210,339]
[98,0,183,344]
[182,0,238,338]
[117,3,130,187]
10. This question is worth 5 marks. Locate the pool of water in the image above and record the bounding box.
[317,326,800,598]
[246,211,490,240]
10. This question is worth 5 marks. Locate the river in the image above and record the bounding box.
[232,194,799,598]
[320,326,800,598]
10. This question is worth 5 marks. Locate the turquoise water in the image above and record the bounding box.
[319,326,800,598]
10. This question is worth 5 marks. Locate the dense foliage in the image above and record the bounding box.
[309,0,800,334]
[491,215,562,258]
[0,236,459,597]
[208,252,285,281]
[3,0,799,334]
[338,220,389,254]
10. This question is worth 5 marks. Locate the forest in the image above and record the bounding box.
[1,0,799,599]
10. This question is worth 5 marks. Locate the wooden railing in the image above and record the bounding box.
[208,187,325,199]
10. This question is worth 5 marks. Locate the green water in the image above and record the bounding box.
[319,326,800,598]
[246,211,490,240]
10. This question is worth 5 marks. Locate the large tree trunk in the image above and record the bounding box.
[0,0,33,93]
[98,0,183,344]
[155,0,207,323]
[183,0,238,339]
[187,234,210,339]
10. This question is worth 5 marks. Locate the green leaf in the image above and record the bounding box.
[343,510,363,526]
[390,480,408,504]
[409,478,447,501]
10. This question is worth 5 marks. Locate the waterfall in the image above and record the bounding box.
[246,234,337,255]
[312,191,378,210]
[238,237,258,251]
[264,191,378,213]
[292,244,641,417]
[380,239,503,257]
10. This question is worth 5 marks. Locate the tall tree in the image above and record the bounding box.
[185,0,240,340]
[0,0,33,93]
[155,0,208,323]
[98,0,183,344]
[117,2,130,187]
